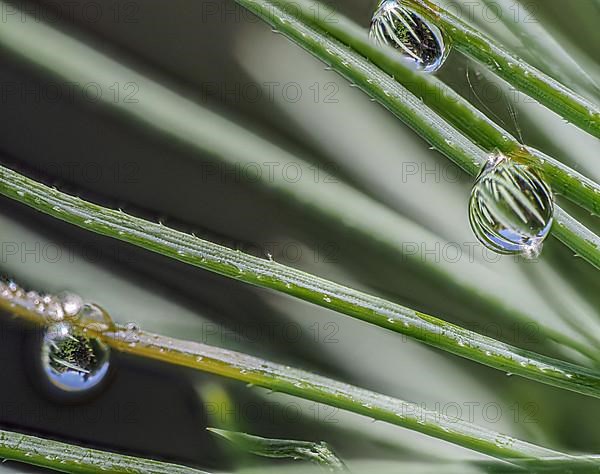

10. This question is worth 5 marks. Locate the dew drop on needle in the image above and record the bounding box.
[57,292,83,319]
[78,303,116,333]
[469,152,554,259]
[41,322,111,393]
[369,0,450,73]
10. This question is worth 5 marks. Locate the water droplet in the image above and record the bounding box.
[41,322,110,393]
[78,303,115,333]
[369,0,450,73]
[469,153,554,258]
[57,292,83,319]
[45,300,65,322]
[125,322,139,332]
[26,291,41,305]
[495,434,515,448]
[123,322,141,345]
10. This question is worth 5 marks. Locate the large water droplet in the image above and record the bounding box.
[469,153,554,258]
[41,322,111,393]
[369,0,449,73]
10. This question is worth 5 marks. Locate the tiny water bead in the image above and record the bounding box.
[57,291,83,319]
[77,302,116,333]
[41,322,111,393]
[369,0,449,73]
[122,322,141,346]
[469,153,554,258]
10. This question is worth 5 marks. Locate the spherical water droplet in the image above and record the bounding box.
[78,303,115,333]
[58,292,83,319]
[369,0,450,73]
[125,322,139,332]
[45,300,65,322]
[26,291,41,305]
[469,153,554,258]
[123,322,141,344]
[41,322,110,393]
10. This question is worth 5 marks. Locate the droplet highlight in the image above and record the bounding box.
[58,292,83,319]
[41,322,111,393]
[369,0,449,73]
[469,153,554,258]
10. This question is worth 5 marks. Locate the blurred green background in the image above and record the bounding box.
[0,0,598,472]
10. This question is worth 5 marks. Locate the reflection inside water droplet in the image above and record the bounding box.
[469,153,554,258]
[41,322,111,393]
[369,0,449,73]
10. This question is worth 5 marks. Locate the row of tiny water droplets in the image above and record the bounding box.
[0,279,113,393]
[369,0,449,73]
